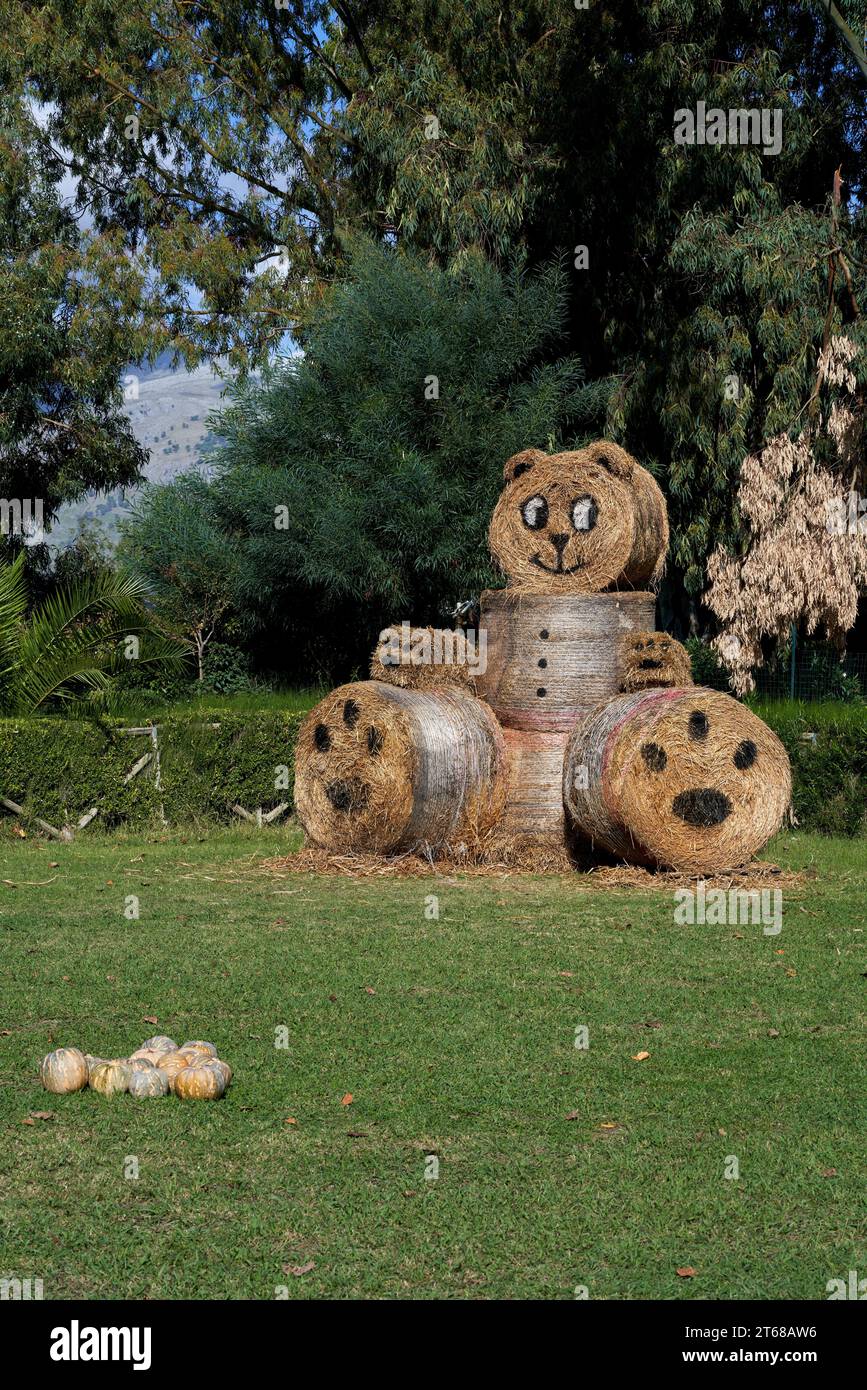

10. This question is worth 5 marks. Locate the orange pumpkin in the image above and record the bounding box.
[129,1067,169,1098]
[174,1061,227,1100]
[89,1060,132,1096]
[41,1047,88,1094]
[155,1051,192,1089]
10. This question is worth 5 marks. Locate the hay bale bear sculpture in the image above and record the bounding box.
[295,441,791,871]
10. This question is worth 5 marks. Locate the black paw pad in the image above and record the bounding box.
[672,788,732,827]
[641,742,668,772]
[688,710,709,740]
[733,739,757,770]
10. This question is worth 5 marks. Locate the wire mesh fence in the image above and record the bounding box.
[752,645,867,703]
[689,640,867,702]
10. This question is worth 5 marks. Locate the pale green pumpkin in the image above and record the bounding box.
[137,1035,177,1055]
[129,1067,169,1098]
[85,1054,107,1082]
[179,1040,218,1058]
[89,1060,132,1096]
[41,1047,88,1094]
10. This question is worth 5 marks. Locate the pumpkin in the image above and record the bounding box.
[128,1056,158,1073]
[179,1040,218,1058]
[208,1058,233,1089]
[85,1054,107,1082]
[41,1047,88,1094]
[129,1048,165,1065]
[174,1061,227,1100]
[89,1060,132,1096]
[137,1035,177,1055]
[128,1066,169,1099]
[155,1051,192,1088]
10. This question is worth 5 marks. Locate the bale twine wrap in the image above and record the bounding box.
[562,687,791,872]
[477,589,656,731]
[295,681,506,856]
[488,440,669,594]
[619,631,693,693]
[370,624,478,692]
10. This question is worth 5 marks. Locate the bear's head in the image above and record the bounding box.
[488,440,669,594]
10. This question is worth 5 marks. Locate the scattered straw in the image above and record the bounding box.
[262,844,805,892]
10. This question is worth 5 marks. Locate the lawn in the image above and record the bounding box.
[1,826,865,1300]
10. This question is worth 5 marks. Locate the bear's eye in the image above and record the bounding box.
[572,495,598,532]
[521,495,549,530]
[314,724,331,752]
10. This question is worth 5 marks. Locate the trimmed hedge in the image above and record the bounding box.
[0,701,864,836]
[0,712,305,830]
[750,703,867,838]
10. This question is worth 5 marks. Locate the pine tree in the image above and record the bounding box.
[123,241,609,679]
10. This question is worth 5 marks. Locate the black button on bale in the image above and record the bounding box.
[537,687,547,697]
[538,658,548,669]
[539,629,549,639]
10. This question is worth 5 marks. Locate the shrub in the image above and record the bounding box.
[755,702,867,838]
[0,711,304,830]
[1,701,864,839]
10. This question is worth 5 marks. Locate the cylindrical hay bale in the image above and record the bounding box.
[295,681,506,855]
[477,590,656,730]
[488,440,669,594]
[619,631,693,693]
[499,726,573,842]
[563,687,792,872]
[370,624,478,692]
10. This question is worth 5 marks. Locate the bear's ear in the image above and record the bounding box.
[584,440,635,481]
[503,447,547,482]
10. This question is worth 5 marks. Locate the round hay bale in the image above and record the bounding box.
[488,440,668,594]
[477,589,656,730]
[370,624,478,692]
[497,725,575,851]
[619,631,693,693]
[295,681,506,855]
[563,687,791,872]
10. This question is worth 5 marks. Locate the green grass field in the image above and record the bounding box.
[1,826,865,1300]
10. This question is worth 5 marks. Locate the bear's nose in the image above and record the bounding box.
[550,533,569,554]
[671,789,732,828]
[326,779,369,812]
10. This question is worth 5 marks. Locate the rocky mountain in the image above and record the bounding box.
[50,357,228,547]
